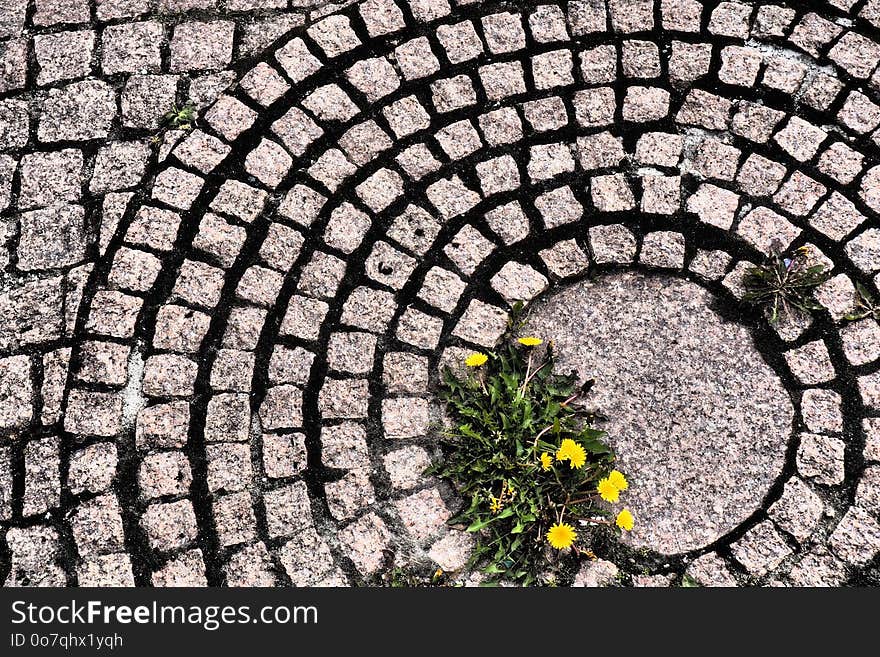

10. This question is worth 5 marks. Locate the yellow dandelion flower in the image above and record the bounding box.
[546,522,577,550]
[608,470,629,491]
[518,336,543,347]
[597,477,620,503]
[616,509,634,531]
[489,496,502,514]
[556,438,578,462]
[540,452,553,471]
[566,442,587,469]
[465,352,488,367]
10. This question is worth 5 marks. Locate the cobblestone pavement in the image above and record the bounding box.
[1,0,879,587]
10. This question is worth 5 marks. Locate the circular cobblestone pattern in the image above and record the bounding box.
[1,0,880,587]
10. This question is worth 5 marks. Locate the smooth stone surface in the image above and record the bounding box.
[526,272,793,555]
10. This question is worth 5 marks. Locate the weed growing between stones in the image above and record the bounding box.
[845,282,879,321]
[743,245,829,324]
[680,575,700,587]
[162,103,197,131]
[432,316,633,585]
[372,565,450,588]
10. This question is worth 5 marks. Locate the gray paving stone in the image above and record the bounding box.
[573,87,616,127]
[208,349,254,393]
[532,187,581,230]
[801,389,843,435]
[589,224,637,264]
[78,554,135,587]
[383,397,431,439]
[22,436,59,516]
[223,543,275,587]
[689,249,732,282]
[762,56,807,94]
[34,0,90,25]
[453,300,507,347]
[170,21,235,72]
[68,442,117,495]
[860,371,880,411]
[279,527,340,585]
[687,184,739,230]
[491,262,549,303]
[856,466,880,515]
[737,206,801,253]
[122,75,179,129]
[17,204,87,271]
[669,41,713,87]
[384,445,432,490]
[143,354,198,397]
[382,352,429,394]
[797,433,846,486]
[263,432,306,479]
[205,443,253,492]
[830,506,880,566]
[677,89,731,130]
[90,141,150,194]
[731,521,793,577]
[419,267,467,313]
[153,550,208,587]
[142,499,198,551]
[395,487,450,543]
[136,402,189,450]
[339,513,391,575]
[71,494,126,556]
[39,80,116,142]
[685,553,737,587]
[264,481,312,539]
[572,559,619,587]
[442,225,493,276]
[0,356,33,429]
[102,21,164,75]
[5,525,67,586]
[319,378,369,419]
[641,175,681,215]
[788,549,847,587]
[848,210,880,265]
[0,0,27,38]
[841,320,880,367]
[18,149,83,209]
[139,450,192,500]
[640,231,685,269]
[397,307,443,349]
[768,477,823,542]
[35,30,94,85]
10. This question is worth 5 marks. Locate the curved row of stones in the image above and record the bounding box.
[1,0,880,587]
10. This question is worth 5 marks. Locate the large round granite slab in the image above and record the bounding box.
[526,272,794,555]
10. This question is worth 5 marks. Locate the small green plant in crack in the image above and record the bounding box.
[370,563,449,587]
[743,245,829,324]
[680,574,700,587]
[844,282,879,322]
[431,310,634,585]
[162,103,197,132]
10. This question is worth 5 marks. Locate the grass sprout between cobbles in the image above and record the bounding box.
[743,245,829,324]
[162,103,197,131]
[845,282,879,322]
[431,318,633,585]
